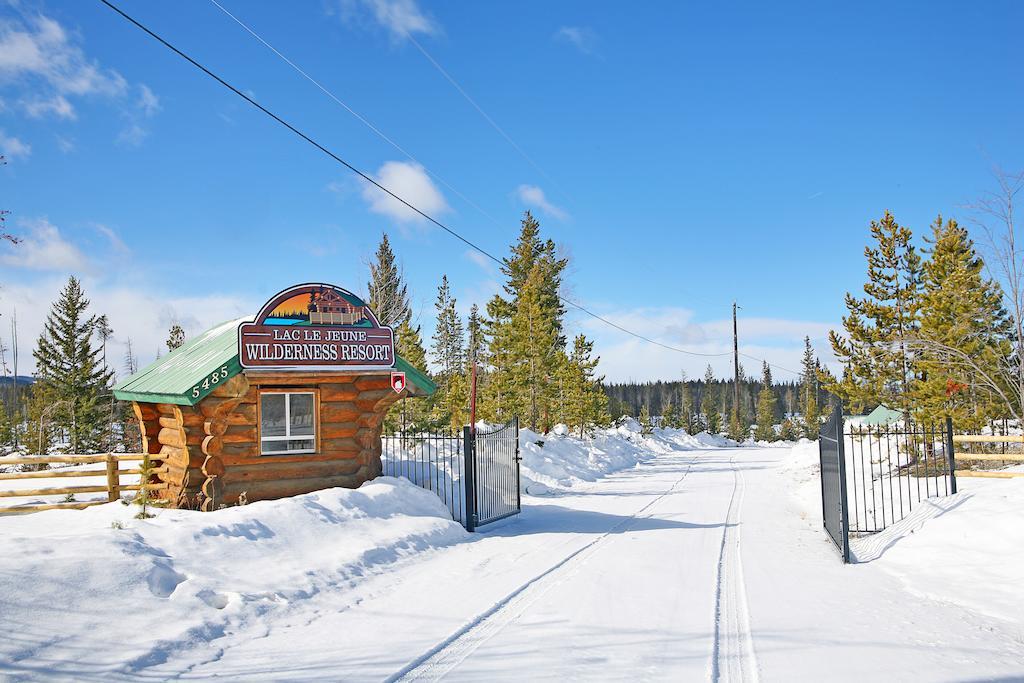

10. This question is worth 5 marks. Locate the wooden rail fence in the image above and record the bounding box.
[0,453,168,515]
[951,434,1024,479]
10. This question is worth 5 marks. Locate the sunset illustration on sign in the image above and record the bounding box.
[263,287,372,327]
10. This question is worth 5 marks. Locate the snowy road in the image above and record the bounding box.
[162,446,1024,682]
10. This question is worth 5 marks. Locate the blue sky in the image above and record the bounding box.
[1,0,1022,382]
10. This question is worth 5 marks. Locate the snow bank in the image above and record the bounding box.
[519,420,730,494]
[0,477,466,678]
[856,478,1024,624]
[778,440,1024,625]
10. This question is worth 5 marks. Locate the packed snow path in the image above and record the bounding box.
[173,447,1022,681]
[3,443,1022,681]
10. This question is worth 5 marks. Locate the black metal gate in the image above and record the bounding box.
[818,403,959,563]
[819,403,851,563]
[381,418,521,531]
[464,418,521,531]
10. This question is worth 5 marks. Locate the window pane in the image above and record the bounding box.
[261,439,290,453]
[290,394,315,436]
[288,439,315,452]
[261,394,287,437]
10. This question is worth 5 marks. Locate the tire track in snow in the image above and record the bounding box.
[389,450,710,683]
[709,453,759,683]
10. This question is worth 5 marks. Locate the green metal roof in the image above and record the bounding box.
[113,317,436,406]
[862,404,903,426]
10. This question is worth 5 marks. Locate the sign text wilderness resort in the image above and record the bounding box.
[239,283,395,369]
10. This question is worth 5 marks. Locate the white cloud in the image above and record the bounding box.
[464,248,496,273]
[0,217,89,271]
[22,93,74,119]
[334,0,439,39]
[0,129,30,159]
[137,84,160,117]
[572,305,837,383]
[55,135,74,153]
[516,184,568,221]
[117,84,161,147]
[361,161,448,223]
[92,223,129,254]
[116,122,147,147]
[0,14,127,120]
[0,278,254,377]
[554,26,598,55]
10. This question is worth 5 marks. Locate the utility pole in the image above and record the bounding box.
[733,302,740,417]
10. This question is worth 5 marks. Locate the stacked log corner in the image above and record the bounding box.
[131,372,403,509]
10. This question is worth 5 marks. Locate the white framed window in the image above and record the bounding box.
[260,391,317,455]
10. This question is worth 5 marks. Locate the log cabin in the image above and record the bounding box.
[112,283,435,510]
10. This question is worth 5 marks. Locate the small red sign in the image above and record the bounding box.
[391,372,407,394]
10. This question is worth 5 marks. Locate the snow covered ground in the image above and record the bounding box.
[1,427,1022,681]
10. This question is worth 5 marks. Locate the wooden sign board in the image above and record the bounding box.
[239,283,395,370]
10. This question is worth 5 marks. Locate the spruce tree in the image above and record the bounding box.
[430,275,467,430]
[702,365,721,434]
[754,361,777,441]
[827,211,921,412]
[800,337,820,439]
[913,216,1012,427]
[32,277,113,453]
[367,232,411,328]
[166,324,185,352]
[430,275,465,379]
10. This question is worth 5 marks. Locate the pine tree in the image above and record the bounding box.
[913,216,1012,427]
[562,334,609,437]
[726,408,746,442]
[779,418,799,441]
[800,337,820,439]
[510,263,562,431]
[123,338,138,376]
[662,399,679,429]
[166,323,185,352]
[367,233,411,328]
[827,211,921,413]
[482,212,568,430]
[702,365,721,434]
[32,277,113,453]
[754,361,777,441]
[93,315,113,374]
[638,403,653,435]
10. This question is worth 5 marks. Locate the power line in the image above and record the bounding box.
[96,0,798,375]
[401,30,574,207]
[206,0,504,230]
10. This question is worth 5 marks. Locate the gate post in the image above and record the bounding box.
[513,416,521,513]
[462,425,477,532]
[945,416,957,495]
[835,404,851,564]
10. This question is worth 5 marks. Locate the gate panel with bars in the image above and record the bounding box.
[380,418,521,531]
[819,403,958,563]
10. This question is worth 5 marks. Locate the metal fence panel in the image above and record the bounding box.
[819,404,850,562]
[381,431,467,526]
[380,417,522,531]
[471,418,521,528]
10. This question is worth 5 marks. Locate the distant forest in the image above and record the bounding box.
[604,377,823,423]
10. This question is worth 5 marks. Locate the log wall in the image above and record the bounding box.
[133,371,404,508]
